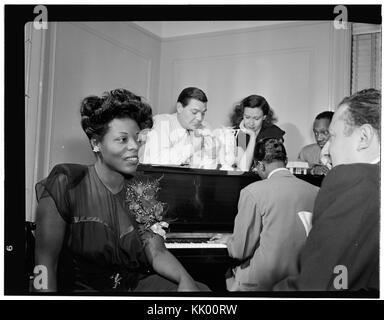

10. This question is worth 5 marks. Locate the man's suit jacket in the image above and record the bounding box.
[227,169,319,290]
[274,163,380,291]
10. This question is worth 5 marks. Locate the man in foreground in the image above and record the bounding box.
[274,88,380,291]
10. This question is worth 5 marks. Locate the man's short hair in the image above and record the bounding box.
[338,88,381,137]
[254,138,287,164]
[315,111,334,122]
[177,87,208,107]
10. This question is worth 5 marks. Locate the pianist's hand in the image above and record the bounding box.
[310,164,330,175]
[209,233,231,245]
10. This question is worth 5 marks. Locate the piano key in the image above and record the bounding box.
[165,242,227,249]
[164,232,231,249]
[166,232,232,239]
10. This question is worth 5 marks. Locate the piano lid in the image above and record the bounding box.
[136,165,323,233]
[136,164,260,233]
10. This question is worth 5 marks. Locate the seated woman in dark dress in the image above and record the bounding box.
[230,95,285,171]
[33,88,209,292]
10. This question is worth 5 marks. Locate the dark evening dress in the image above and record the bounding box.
[35,163,186,292]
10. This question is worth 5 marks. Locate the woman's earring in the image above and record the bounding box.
[93,146,100,153]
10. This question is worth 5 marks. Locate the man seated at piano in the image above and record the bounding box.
[211,138,319,291]
[140,87,217,168]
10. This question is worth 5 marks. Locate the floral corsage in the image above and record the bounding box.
[125,176,169,240]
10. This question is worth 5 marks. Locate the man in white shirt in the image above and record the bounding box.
[141,87,215,166]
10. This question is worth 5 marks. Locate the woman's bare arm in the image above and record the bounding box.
[144,234,199,291]
[33,196,66,292]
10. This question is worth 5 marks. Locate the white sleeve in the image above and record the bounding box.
[142,129,161,164]
[142,118,175,165]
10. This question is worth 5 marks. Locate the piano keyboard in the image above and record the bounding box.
[165,242,227,249]
[164,232,231,249]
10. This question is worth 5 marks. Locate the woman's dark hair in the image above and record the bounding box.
[254,138,287,164]
[230,95,277,128]
[80,88,153,140]
[177,87,208,107]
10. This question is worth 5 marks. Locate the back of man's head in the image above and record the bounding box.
[338,88,381,139]
[254,138,287,179]
[328,88,381,166]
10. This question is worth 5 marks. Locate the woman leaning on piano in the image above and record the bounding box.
[231,95,285,171]
[33,88,209,293]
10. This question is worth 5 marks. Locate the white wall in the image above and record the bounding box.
[158,21,351,161]
[25,22,47,222]
[44,22,161,170]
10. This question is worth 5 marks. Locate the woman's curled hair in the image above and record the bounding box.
[230,94,277,128]
[254,138,287,164]
[80,88,153,139]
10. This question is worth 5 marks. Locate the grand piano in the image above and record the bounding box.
[137,164,324,291]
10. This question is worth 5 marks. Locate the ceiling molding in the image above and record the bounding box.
[132,21,301,39]
[125,21,163,40]
[159,21,326,42]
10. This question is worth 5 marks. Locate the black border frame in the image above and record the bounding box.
[4,4,381,298]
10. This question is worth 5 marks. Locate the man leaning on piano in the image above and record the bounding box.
[139,88,380,293]
[139,87,217,168]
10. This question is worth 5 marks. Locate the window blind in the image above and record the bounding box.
[351,24,382,94]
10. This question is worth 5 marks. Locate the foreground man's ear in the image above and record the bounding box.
[357,124,375,151]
